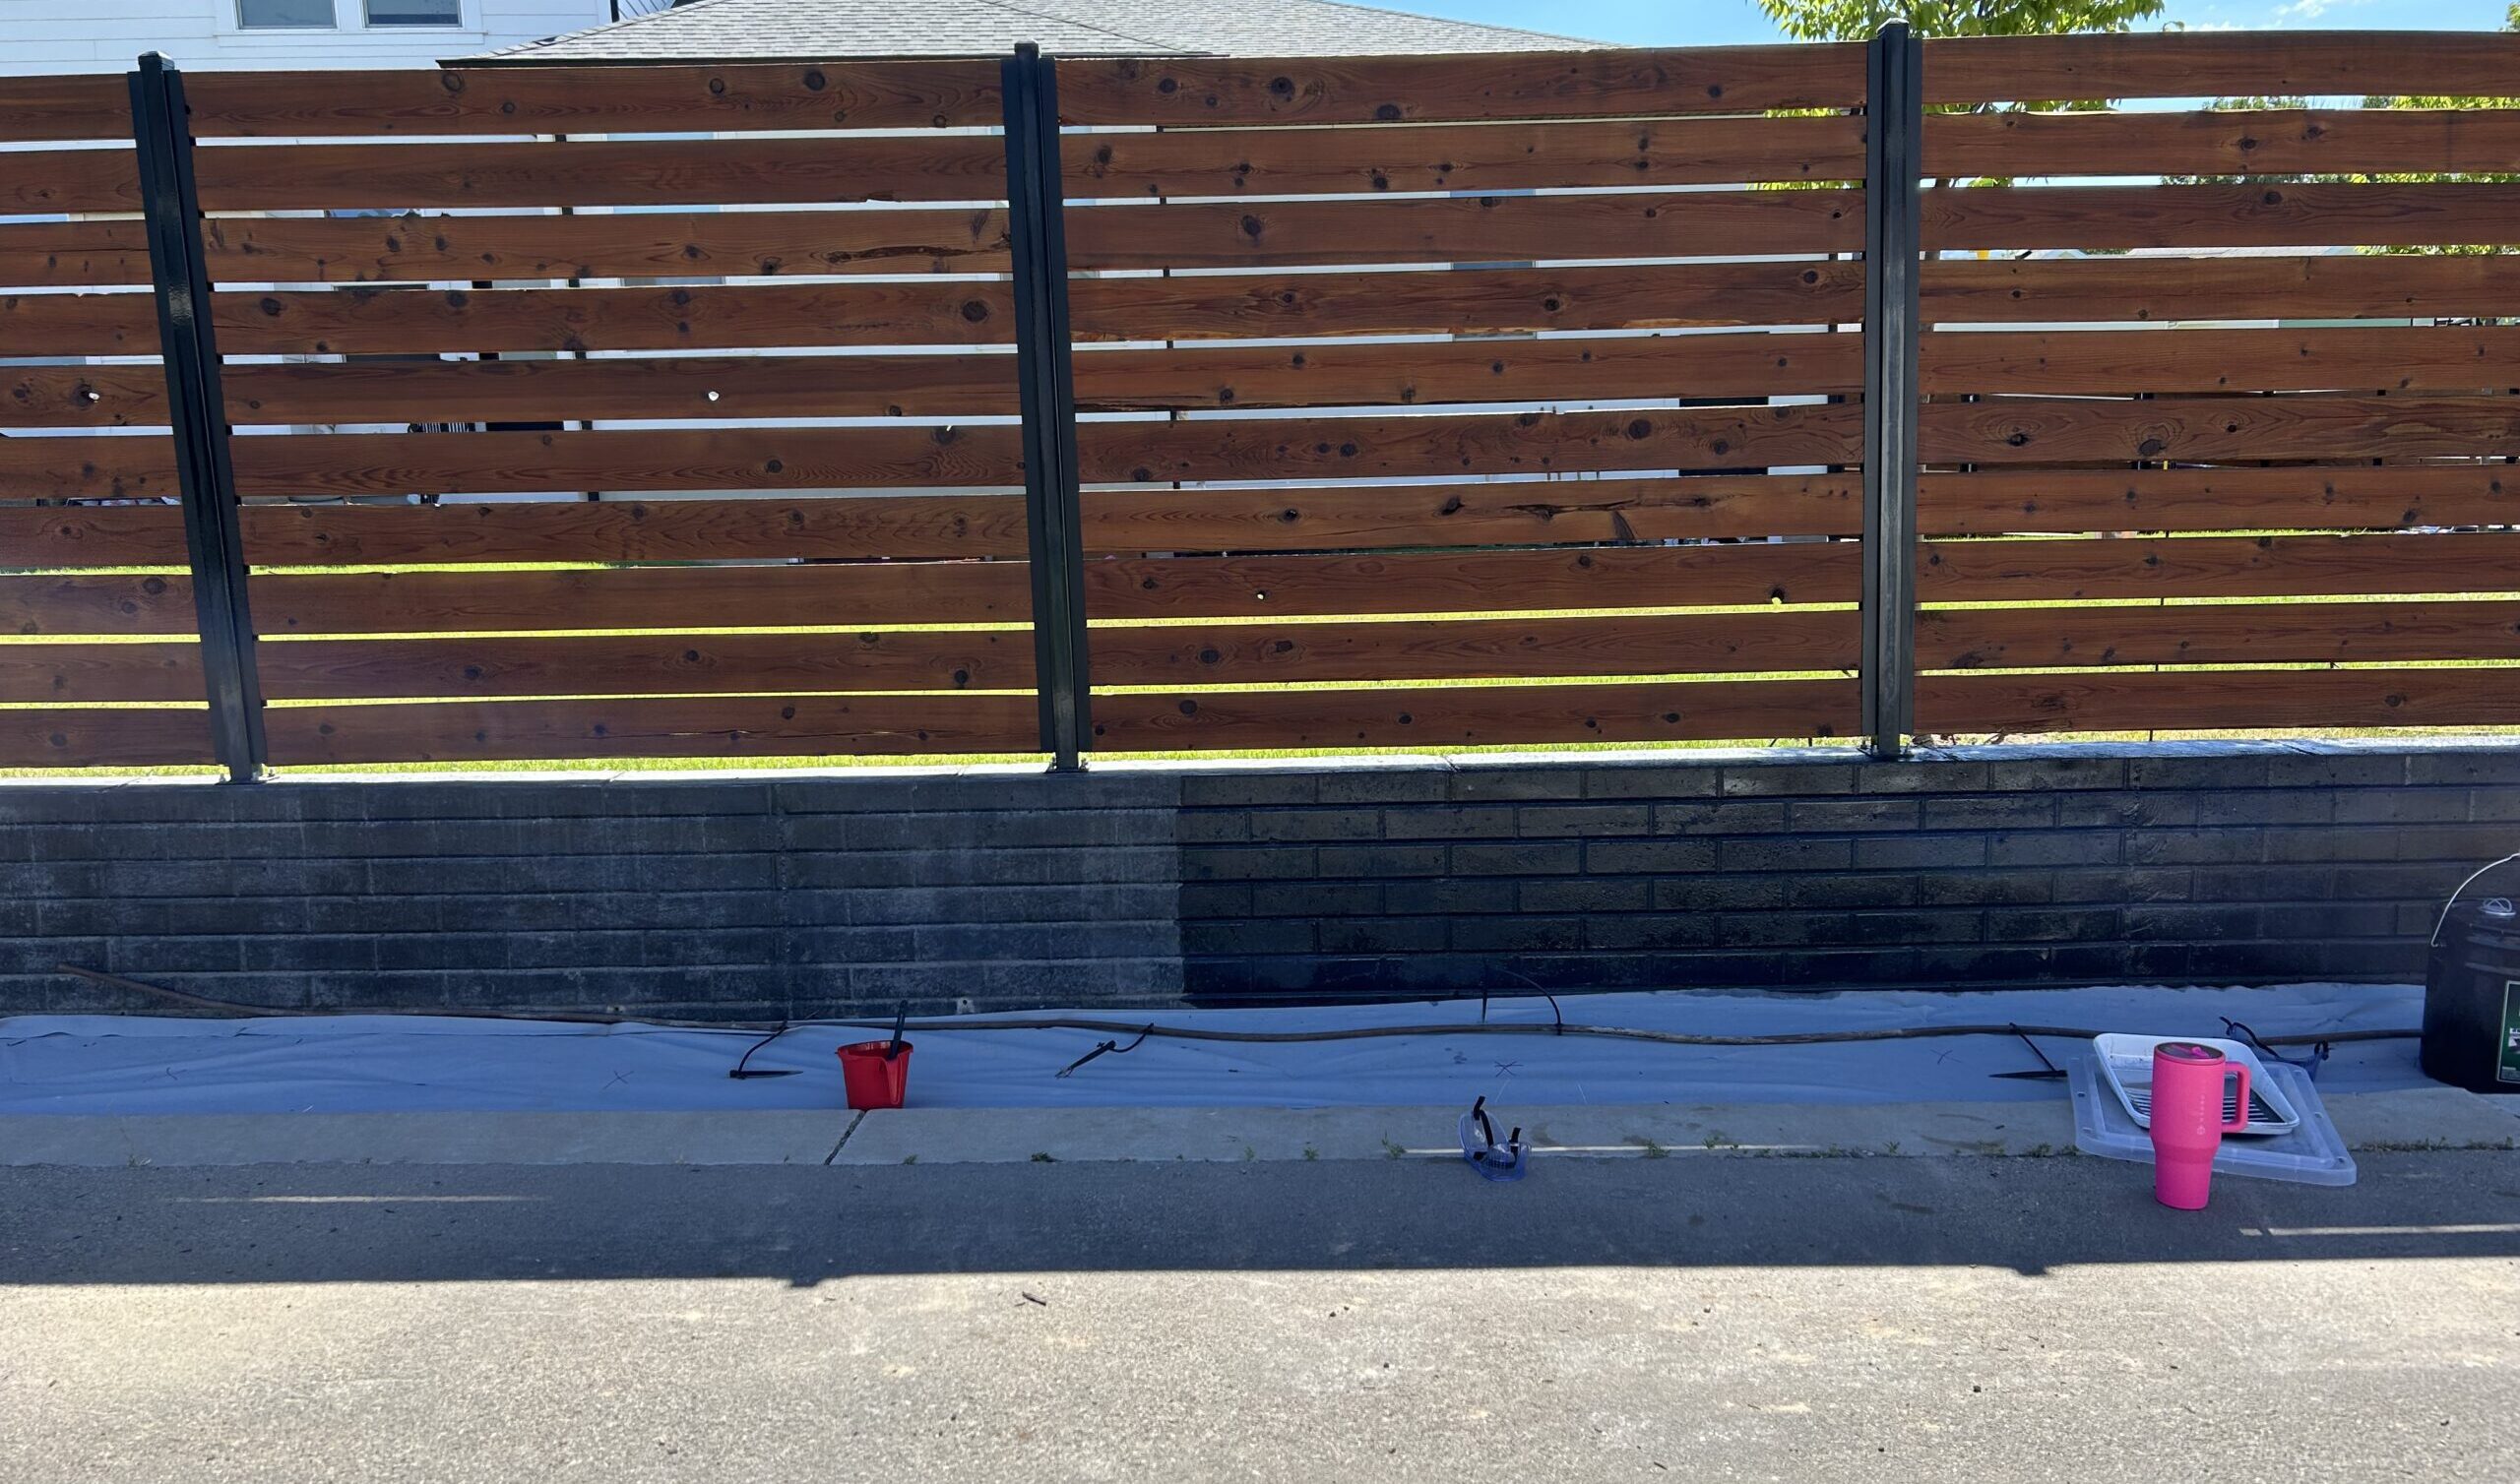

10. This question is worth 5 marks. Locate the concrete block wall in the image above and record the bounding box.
[2,741,2514,1018]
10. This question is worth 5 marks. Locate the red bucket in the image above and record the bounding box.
[838,1040,914,1110]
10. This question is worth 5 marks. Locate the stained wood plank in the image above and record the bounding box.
[0,641,201,704]
[0,219,150,289]
[0,148,137,215]
[1925,183,2520,253]
[239,495,1027,565]
[251,562,1031,635]
[0,365,168,428]
[1063,189,1861,271]
[1927,107,2520,182]
[1920,328,2520,398]
[227,425,1025,500]
[1084,473,1862,553]
[1918,532,2520,603]
[1919,466,2520,537]
[0,290,157,357]
[1919,395,2520,466]
[1922,255,2520,325]
[263,693,1039,766]
[0,75,132,144]
[0,708,214,768]
[0,435,179,501]
[1923,31,2520,104]
[180,62,1004,137]
[1071,261,1864,342]
[1092,609,1856,686]
[221,353,1016,426]
[201,208,1011,284]
[0,505,187,567]
[1061,113,1868,197]
[211,281,1020,356]
[1089,678,1858,752]
[1053,45,1868,127]
[192,137,1006,211]
[1083,543,1860,620]
[1916,667,2520,736]
[1074,404,1862,484]
[1920,599,2520,670]
[257,630,1034,701]
[1074,330,1861,411]
[0,574,196,637]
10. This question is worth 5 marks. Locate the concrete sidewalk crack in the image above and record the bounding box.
[825,1109,868,1165]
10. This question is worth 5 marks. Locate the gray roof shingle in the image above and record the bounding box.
[472,0,1605,63]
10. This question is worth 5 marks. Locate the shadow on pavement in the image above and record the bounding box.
[5,1151,2518,1286]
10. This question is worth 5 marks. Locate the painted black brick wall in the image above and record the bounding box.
[1,742,2513,1018]
[1172,744,2520,1003]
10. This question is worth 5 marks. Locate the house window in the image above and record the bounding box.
[366,0,461,23]
[237,0,336,27]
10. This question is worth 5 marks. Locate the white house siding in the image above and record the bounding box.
[0,0,605,74]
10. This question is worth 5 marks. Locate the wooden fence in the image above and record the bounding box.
[4,29,2518,774]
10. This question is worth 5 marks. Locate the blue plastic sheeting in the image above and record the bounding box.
[0,984,2427,1117]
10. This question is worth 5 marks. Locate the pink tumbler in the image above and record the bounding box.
[2149,1041,2249,1209]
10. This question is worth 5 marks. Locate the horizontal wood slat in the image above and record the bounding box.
[0,573,196,636]
[1920,465,2520,537]
[0,74,132,144]
[217,285,1018,362]
[1923,31,2520,104]
[212,282,1020,356]
[0,435,178,501]
[1920,328,2520,398]
[258,630,1034,700]
[1075,404,1861,484]
[1089,677,1858,751]
[1918,395,2520,466]
[1075,331,1862,411]
[193,137,1006,212]
[201,209,1011,285]
[179,62,1005,137]
[0,365,169,428]
[0,219,150,289]
[0,148,138,215]
[1925,183,2520,254]
[0,708,213,768]
[1053,45,1868,126]
[1919,533,2520,603]
[0,290,156,356]
[251,561,1031,634]
[1084,543,1860,620]
[222,352,1015,426]
[1085,473,1862,552]
[1927,107,2520,182]
[1922,255,2520,325]
[1092,609,1856,686]
[1061,114,1868,197]
[1920,599,2520,670]
[0,641,201,704]
[0,504,186,567]
[227,425,1025,500]
[264,693,1039,765]
[1917,667,2520,736]
[1071,261,1863,342]
[1063,190,1861,271]
[239,496,1027,565]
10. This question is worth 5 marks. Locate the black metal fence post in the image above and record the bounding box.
[1000,42,1092,771]
[1860,22,1922,762]
[129,52,267,783]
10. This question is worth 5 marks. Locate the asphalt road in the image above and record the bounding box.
[4,1152,2517,1482]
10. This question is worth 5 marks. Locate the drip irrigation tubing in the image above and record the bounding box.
[52,963,2416,1051]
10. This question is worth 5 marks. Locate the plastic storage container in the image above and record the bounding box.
[2424,898,2520,1094]
[2068,1054,2355,1187]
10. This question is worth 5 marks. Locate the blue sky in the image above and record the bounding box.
[1398,0,2517,47]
